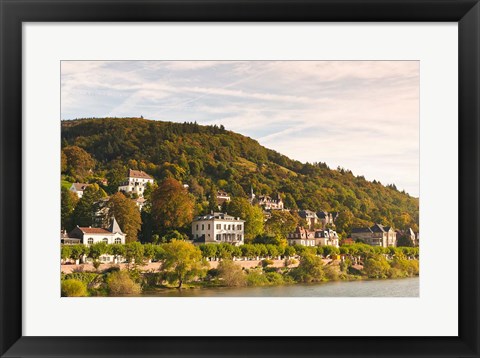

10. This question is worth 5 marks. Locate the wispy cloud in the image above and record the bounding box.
[61,61,419,196]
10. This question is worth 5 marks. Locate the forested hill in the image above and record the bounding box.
[61,117,419,232]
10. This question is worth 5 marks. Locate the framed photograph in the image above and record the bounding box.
[1,0,479,357]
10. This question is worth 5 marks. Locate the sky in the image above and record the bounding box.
[61,61,419,197]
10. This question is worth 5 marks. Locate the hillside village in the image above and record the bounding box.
[62,166,418,265]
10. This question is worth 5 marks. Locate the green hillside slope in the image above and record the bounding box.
[61,117,419,234]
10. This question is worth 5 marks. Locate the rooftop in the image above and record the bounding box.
[128,169,153,180]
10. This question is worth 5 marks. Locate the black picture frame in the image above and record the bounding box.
[1,0,479,357]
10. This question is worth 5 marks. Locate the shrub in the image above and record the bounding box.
[61,279,87,297]
[246,270,270,286]
[265,272,284,285]
[363,256,390,279]
[217,260,246,287]
[106,271,141,296]
[261,259,274,268]
[290,252,325,283]
[64,272,101,288]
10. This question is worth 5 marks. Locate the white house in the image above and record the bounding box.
[314,229,340,248]
[68,217,126,245]
[70,183,90,198]
[287,227,340,247]
[191,212,245,246]
[118,169,154,198]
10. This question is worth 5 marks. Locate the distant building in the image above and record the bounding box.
[216,190,231,207]
[70,183,90,198]
[287,227,316,247]
[314,229,340,247]
[60,230,81,245]
[118,169,154,198]
[316,211,336,228]
[298,210,318,229]
[287,226,339,247]
[68,217,126,245]
[257,193,284,210]
[351,223,397,247]
[395,228,417,247]
[191,212,245,246]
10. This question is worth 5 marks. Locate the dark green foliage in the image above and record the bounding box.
[61,118,419,233]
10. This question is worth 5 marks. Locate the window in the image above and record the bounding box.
[208,224,211,230]
[237,225,242,230]
[216,234,221,241]
[103,238,108,244]
[196,224,199,230]
[216,224,221,229]
[87,238,94,244]
[114,238,121,244]
[202,224,204,230]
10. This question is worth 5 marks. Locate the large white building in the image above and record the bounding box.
[118,169,154,198]
[191,212,245,246]
[68,217,126,245]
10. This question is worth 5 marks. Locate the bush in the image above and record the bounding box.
[61,279,87,297]
[106,271,141,296]
[265,272,284,285]
[261,259,274,268]
[363,256,390,279]
[246,270,270,286]
[217,260,246,287]
[290,253,325,283]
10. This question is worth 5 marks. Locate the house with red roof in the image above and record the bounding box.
[68,217,126,246]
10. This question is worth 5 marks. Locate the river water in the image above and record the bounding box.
[143,277,419,297]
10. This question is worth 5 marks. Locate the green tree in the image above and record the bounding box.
[108,243,126,263]
[88,242,108,262]
[151,178,195,234]
[264,210,298,240]
[61,245,72,262]
[70,244,87,263]
[61,187,79,231]
[363,255,391,278]
[72,184,107,227]
[199,244,218,260]
[125,241,145,266]
[227,198,264,241]
[291,252,325,282]
[160,240,207,288]
[106,192,142,242]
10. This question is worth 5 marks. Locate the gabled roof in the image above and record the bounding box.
[71,183,89,191]
[371,223,386,233]
[351,227,373,234]
[128,169,153,180]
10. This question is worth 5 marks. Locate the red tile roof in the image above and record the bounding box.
[129,169,153,180]
[78,227,111,234]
